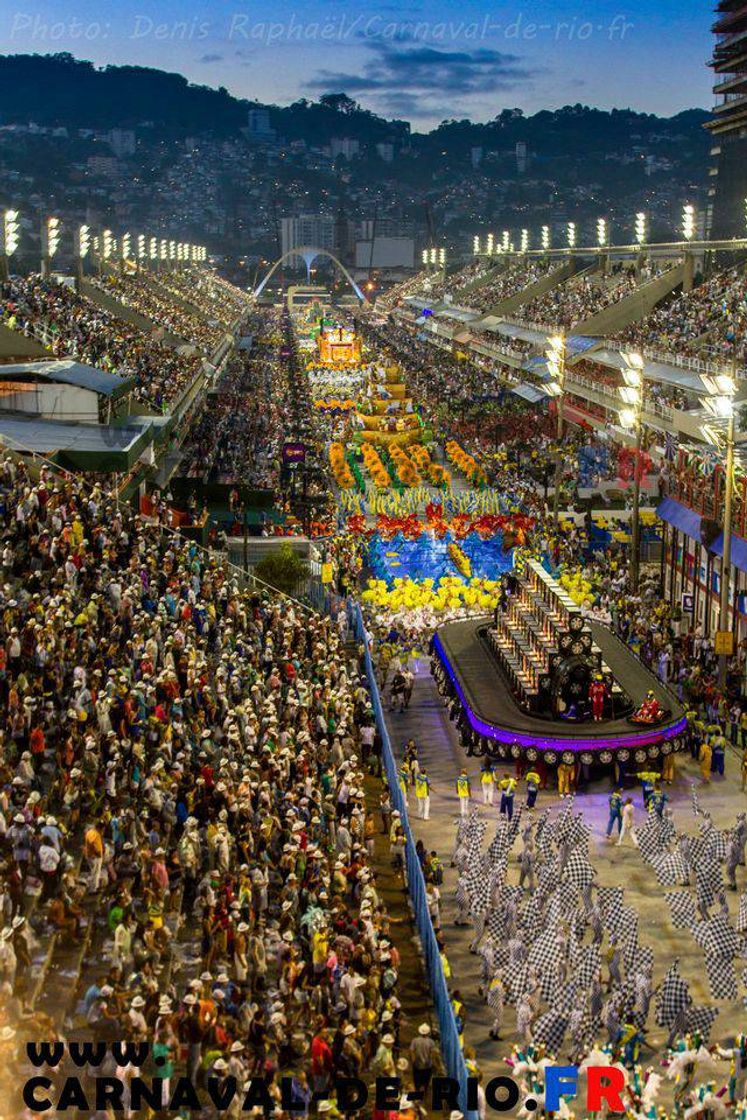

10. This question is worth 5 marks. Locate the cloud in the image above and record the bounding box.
[307,42,536,99]
[198,52,224,63]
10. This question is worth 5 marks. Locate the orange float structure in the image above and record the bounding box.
[316,325,362,366]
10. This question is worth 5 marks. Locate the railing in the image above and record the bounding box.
[604,338,747,379]
[351,602,476,1119]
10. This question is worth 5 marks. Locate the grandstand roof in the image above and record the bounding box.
[0,414,151,471]
[0,359,134,399]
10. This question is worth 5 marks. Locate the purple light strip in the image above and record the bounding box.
[433,632,687,752]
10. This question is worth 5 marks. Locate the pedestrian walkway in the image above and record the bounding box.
[382,660,747,1076]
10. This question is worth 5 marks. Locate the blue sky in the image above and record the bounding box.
[1,0,714,128]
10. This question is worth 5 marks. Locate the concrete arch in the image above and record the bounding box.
[254,246,366,302]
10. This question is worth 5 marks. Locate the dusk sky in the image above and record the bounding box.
[0,0,714,128]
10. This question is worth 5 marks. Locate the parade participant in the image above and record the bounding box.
[524,768,541,808]
[617,797,637,847]
[498,774,517,820]
[456,769,472,817]
[557,759,575,798]
[415,768,432,821]
[480,762,495,806]
[606,790,624,837]
[589,674,608,722]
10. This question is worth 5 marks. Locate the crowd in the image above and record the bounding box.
[158,269,251,332]
[466,261,555,314]
[1,275,206,412]
[0,453,437,1112]
[620,264,747,363]
[516,265,642,330]
[90,273,226,353]
[180,312,290,489]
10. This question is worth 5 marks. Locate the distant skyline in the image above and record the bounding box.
[0,0,713,129]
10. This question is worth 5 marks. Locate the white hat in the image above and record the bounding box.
[450,1112,464,1120]
[343,1023,356,1036]
[230,1040,245,1053]
[131,995,145,1008]
[418,1023,431,1036]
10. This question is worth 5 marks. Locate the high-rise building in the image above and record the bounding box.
[280,215,336,267]
[705,0,747,237]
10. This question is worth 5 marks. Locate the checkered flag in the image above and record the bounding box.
[565,814,592,849]
[684,1005,719,1043]
[741,966,747,991]
[705,954,737,1000]
[655,960,691,1027]
[690,783,702,818]
[693,915,741,959]
[651,849,690,887]
[636,815,667,864]
[738,892,747,935]
[532,1008,568,1055]
[576,943,602,988]
[666,891,697,930]
[563,847,595,890]
[695,860,723,915]
[597,886,624,917]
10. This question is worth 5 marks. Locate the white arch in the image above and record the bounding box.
[254,246,366,302]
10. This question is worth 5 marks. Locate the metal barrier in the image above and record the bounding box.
[351,603,476,1118]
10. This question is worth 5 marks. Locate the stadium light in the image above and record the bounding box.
[541,225,550,251]
[567,222,576,249]
[421,248,428,266]
[121,233,132,261]
[438,247,446,266]
[75,224,90,258]
[520,229,529,253]
[682,203,696,242]
[169,240,176,261]
[160,239,168,261]
[596,218,607,247]
[46,217,61,258]
[473,235,480,255]
[618,351,645,594]
[2,210,19,256]
[102,229,113,260]
[137,234,146,261]
[0,209,19,281]
[486,233,494,255]
[501,230,510,253]
[635,212,647,246]
[149,237,157,261]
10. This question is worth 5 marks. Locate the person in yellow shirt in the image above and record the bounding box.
[557,760,575,798]
[415,769,431,820]
[455,769,471,816]
[524,769,541,808]
[497,774,516,820]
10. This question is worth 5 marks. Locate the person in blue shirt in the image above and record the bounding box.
[606,789,624,838]
[649,786,669,818]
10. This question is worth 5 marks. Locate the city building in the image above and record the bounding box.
[705,0,747,236]
[280,214,336,266]
[330,138,360,161]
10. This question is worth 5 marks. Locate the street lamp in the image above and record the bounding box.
[618,351,645,594]
[546,333,567,528]
[541,225,550,251]
[0,209,19,281]
[635,212,647,246]
[682,204,696,242]
[700,371,737,685]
